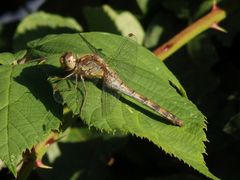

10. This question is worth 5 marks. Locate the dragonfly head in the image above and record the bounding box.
[60,52,77,71]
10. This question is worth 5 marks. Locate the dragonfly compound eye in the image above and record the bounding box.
[60,52,76,70]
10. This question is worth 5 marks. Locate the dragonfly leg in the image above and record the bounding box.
[80,75,87,97]
[80,75,87,113]
[50,72,78,98]
[75,73,79,90]
[52,71,75,81]
[64,72,75,79]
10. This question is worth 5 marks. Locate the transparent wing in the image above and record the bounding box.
[78,33,106,57]
[101,83,121,121]
[102,34,138,119]
[78,33,138,82]
[108,33,138,83]
[78,33,138,120]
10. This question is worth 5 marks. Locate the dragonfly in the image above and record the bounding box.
[59,33,184,127]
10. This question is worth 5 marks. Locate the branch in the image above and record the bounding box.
[154,3,226,61]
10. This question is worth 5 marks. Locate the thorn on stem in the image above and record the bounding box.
[211,23,227,33]
[107,157,115,166]
[212,0,219,11]
[35,159,52,169]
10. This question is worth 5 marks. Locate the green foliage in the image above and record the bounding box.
[0,50,27,65]
[83,5,144,44]
[13,11,82,50]
[1,0,240,179]
[0,62,61,176]
[28,32,216,179]
[0,14,79,175]
[223,113,240,139]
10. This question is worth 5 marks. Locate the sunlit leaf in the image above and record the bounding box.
[29,32,218,179]
[83,5,144,44]
[13,11,82,50]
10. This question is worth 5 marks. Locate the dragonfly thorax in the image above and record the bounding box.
[60,52,106,78]
[77,54,105,78]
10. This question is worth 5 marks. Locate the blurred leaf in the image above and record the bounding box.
[83,5,144,44]
[13,11,82,50]
[144,16,164,49]
[160,0,190,19]
[82,6,119,34]
[193,0,225,20]
[144,25,163,49]
[192,0,213,19]
[136,0,149,14]
[0,50,27,65]
[223,112,240,139]
[144,11,180,50]
[187,35,219,69]
[0,63,61,176]
[29,32,217,179]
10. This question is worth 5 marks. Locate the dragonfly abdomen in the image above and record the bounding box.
[117,83,183,127]
[100,64,183,127]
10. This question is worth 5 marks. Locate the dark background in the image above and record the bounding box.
[0,0,239,179]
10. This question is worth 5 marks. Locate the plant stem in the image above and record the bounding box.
[17,132,59,180]
[154,6,226,61]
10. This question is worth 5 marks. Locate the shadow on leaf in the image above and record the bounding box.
[14,64,63,126]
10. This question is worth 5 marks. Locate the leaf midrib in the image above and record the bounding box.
[6,66,13,170]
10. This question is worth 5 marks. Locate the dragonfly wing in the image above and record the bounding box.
[101,83,120,121]
[108,33,138,83]
[78,33,137,121]
[78,33,138,82]
[78,33,106,57]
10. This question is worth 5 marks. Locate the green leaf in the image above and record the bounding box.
[144,16,164,49]
[160,0,190,19]
[144,11,179,49]
[0,63,61,176]
[223,112,240,139]
[28,32,218,179]
[0,50,27,65]
[136,0,149,14]
[83,5,145,44]
[193,0,223,20]
[13,11,82,50]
